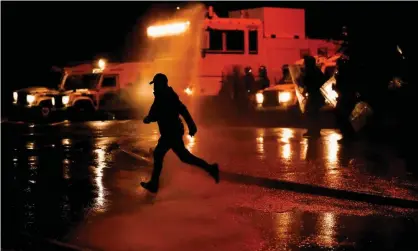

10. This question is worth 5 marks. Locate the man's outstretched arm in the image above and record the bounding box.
[179,102,197,136]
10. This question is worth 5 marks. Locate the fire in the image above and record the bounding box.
[147,21,191,38]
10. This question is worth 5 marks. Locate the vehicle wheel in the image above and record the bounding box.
[70,102,95,121]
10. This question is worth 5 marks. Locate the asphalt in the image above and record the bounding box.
[2,119,418,251]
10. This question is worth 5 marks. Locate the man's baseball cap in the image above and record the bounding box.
[149,73,168,85]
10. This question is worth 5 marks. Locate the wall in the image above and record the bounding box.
[228,7,305,39]
[263,8,305,39]
[228,8,264,20]
[195,36,338,96]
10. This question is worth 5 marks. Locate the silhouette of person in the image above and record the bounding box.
[334,58,357,143]
[244,67,256,94]
[140,73,219,193]
[258,65,270,89]
[302,56,326,138]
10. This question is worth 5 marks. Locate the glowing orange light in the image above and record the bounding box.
[256,129,265,159]
[147,21,191,38]
[278,91,292,103]
[326,132,341,163]
[256,93,264,104]
[94,148,107,212]
[317,212,337,247]
[279,128,294,160]
[98,59,106,70]
[184,87,193,96]
[321,77,338,107]
[186,135,195,152]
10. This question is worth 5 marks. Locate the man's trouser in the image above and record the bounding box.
[150,135,212,183]
[335,96,356,138]
[305,95,322,135]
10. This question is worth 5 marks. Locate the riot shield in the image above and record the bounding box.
[289,64,307,113]
[294,86,307,114]
[349,101,374,132]
[320,76,338,108]
[289,64,303,87]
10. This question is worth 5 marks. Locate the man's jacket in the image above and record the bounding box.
[146,87,196,137]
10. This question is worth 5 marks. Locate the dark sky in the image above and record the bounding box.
[1,1,416,111]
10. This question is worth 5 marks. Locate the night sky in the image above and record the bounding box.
[1,1,416,114]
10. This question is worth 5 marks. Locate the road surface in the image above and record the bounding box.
[2,120,418,251]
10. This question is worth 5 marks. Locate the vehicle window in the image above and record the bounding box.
[208,30,223,51]
[225,30,244,52]
[63,74,101,90]
[102,75,118,88]
[249,30,258,54]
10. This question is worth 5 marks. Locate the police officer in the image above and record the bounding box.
[141,73,219,193]
[334,58,357,142]
[258,66,270,90]
[302,56,327,138]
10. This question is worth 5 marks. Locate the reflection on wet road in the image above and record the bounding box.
[2,121,120,249]
[194,127,418,201]
[2,120,418,250]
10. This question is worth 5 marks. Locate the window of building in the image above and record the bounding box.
[208,30,223,51]
[249,30,258,54]
[225,30,244,52]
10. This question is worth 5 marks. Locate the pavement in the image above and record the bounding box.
[2,119,418,251]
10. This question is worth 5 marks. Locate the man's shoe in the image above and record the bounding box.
[140,181,159,193]
[209,163,220,183]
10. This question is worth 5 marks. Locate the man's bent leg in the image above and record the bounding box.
[150,138,171,183]
[141,137,170,193]
[172,137,219,183]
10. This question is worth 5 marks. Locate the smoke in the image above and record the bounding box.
[126,3,207,118]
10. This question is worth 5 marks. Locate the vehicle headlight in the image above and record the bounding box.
[62,96,70,105]
[52,97,55,106]
[13,92,18,102]
[278,92,292,103]
[255,93,264,104]
[26,95,35,105]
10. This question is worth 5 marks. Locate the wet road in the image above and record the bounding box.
[2,120,418,250]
